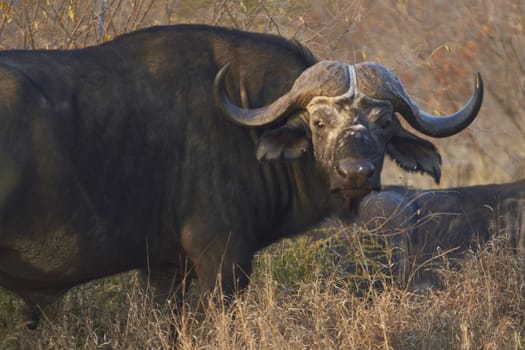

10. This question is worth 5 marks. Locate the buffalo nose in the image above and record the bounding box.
[336,159,376,187]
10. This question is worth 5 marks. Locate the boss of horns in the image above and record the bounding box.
[214,60,483,138]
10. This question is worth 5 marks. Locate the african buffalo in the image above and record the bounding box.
[0,24,483,327]
[347,181,525,290]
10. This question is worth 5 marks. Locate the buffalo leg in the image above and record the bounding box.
[194,238,253,299]
[23,306,41,330]
[138,266,188,307]
[181,222,253,301]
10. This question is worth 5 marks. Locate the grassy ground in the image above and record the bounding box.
[1,233,523,349]
[0,0,524,348]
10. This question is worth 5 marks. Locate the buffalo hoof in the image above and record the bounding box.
[26,308,41,330]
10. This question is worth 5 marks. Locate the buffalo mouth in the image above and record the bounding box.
[331,185,379,200]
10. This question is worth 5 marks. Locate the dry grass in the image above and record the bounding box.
[0,0,524,349]
[0,233,523,349]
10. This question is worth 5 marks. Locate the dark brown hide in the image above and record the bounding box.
[350,180,525,290]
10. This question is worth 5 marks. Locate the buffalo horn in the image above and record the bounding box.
[213,64,297,127]
[213,61,350,127]
[400,72,483,138]
[355,61,484,138]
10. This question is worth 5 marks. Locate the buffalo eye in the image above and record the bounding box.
[314,120,325,129]
[376,114,393,130]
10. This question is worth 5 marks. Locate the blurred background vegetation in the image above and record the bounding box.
[0,1,524,348]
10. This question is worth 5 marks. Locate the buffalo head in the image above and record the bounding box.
[214,60,483,201]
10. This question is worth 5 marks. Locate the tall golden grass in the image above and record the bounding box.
[1,233,523,349]
[0,1,524,349]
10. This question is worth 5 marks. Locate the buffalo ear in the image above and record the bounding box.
[387,128,442,184]
[256,123,310,161]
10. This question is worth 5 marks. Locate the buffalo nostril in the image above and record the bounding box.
[358,162,375,179]
[336,159,376,184]
[336,162,351,178]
